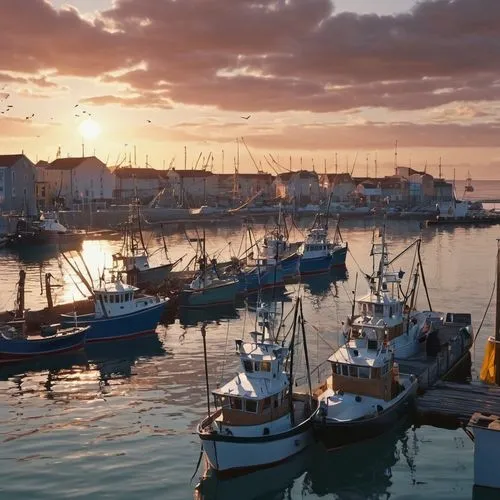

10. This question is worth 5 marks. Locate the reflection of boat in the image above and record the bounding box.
[195,445,312,500]
[197,301,316,477]
[61,280,169,342]
[303,420,413,497]
[302,267,348,296]
[85,333,166,378]
[0,319,87,364]
[178,304,238,327]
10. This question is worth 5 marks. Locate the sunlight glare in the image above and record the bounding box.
[79,118,102,140]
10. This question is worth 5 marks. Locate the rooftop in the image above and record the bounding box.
[47,156,103,170]
[0,154,27,167]
[114,167,165,179]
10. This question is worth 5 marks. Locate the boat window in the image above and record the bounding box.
[243,360,253,372]
[273,396,279,408]
[245,400,257,413]
[230,398,242,410]
[109,295,114,304]
[262,397,271,411]
[254,361,260,372]
[103,295,108,303]
[341,364,349,376]
[358,366,370,379]
[348,365,358,377]
[260,361,271,372]
[371,367,380,379]
[375,304,383,315]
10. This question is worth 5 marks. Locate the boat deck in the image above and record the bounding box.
[396,322,472,390]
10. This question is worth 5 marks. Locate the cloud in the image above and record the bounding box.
[0,116,50,137]
[133,120,500,150]
[1,0,500,113]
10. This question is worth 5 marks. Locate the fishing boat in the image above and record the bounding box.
[0,320,87,364]
[60,280,168,342]
[311,326,418,450]
[7,212,85,247]
[179,232,239,308]
[465,171,474,193]
[344,228,440,359]
[298,216,347,275]
[196,300,316,477]
[112,202,177,289]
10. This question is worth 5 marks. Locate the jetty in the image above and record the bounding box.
[417,382,500,428]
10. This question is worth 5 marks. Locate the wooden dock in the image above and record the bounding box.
[416,381,500,428]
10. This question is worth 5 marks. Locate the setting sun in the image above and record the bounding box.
[79,118,101,140]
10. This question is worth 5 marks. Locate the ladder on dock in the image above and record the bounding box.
[417,381,500,427]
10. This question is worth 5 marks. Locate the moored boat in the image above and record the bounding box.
[312,328,418,450]
[197,301,316,477]
[60,280,168,342]
[0,320,87,364]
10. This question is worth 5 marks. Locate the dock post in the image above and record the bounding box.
[496,240,500,385]
[45,273,54,310]
[16,269,26,318]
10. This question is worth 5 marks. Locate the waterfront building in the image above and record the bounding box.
[0,154,36,215]
[355,179,383,205]
[319,173,356,201]
[274,170,320,206]
[39,156,114,209]
[433,178,454,201]
[166,169,217,207]
[379,176,408,204]
[113,166,167,204]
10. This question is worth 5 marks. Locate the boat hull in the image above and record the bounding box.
[245,266,285,294]
[127,263,174,289]
[281,253,301,279]
[299,255,333,275]
[60,301,167,342]
[313,381,417,450]
[331,245,348,267]
[179,281,238,308]
[198,420,314,477]
[0,328,86,364]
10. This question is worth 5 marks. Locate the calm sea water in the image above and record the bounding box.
[1,182,500,499]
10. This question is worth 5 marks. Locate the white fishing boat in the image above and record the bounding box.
[345,228,440,359]
[312,324,418,450]
[197,300,316,477]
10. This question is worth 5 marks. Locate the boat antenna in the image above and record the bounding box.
[299,298,313,409]
[350,272,358,335]
[201,322,211,417]
[288,298,300,426]
[416,239,432,311]
[376,225,386,296]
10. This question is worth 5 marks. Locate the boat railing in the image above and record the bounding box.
[296,359,330,385]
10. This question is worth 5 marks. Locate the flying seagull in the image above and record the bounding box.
[74,104,79,108]
[147,119,152,123]
[241,115,251,120]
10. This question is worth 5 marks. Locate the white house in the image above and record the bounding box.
[274,170,320,206]
[166,169,217,207]
[113,166,167,204]
[319,173,356,202]
[0,154,36,215]
[40,156,114,208]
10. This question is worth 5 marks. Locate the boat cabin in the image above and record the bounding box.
[93,281,155,318]
[113,253,150,272]
[212,336,291,427]
[325,344,395,401]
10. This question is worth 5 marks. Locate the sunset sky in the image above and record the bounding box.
[1,0,500,179]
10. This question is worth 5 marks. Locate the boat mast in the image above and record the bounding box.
[201,322,211,417]
[376,225,386,296]
[299,298,313,409]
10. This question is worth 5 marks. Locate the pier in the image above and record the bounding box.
[416,381,500,428]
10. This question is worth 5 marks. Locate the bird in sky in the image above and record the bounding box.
[147,119,152,123]
[241,115,251,120]
[75,114,80,117]
[74,104,79,108]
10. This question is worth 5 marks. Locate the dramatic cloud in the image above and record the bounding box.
[132,119,500,150]
[2,0,500,114]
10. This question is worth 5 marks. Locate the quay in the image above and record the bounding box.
[416,381,500,428]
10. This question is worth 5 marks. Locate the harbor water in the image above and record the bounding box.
[0,202,498,499]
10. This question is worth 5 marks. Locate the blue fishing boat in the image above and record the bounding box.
[0,320,87,364]
[179,271,239,308]
[60,281,169,342]
[244,262,285,294]
[298,202,347,275]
